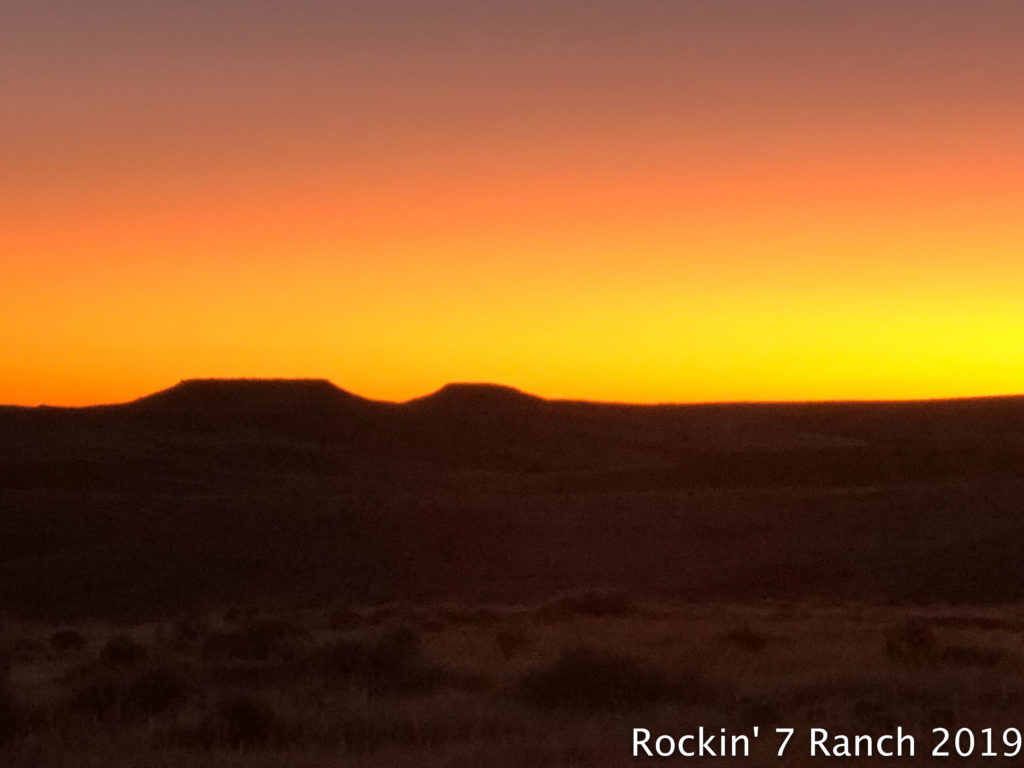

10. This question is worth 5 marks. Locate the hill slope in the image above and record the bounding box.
[1,381,1023,617]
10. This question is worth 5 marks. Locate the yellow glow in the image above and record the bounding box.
[4,22,1023,407]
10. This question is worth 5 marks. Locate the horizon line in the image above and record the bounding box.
[3,377,1023,411]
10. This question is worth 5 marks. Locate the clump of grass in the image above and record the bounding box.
[495,624,533,660]
[162,693,283,750]
[425,603,503,629]
[327,607,364,631]
[736,696,781,726]
[930,615,1022,632]
[351,626,447,694]
[222,607,243,624]
[50,629,86,652]
[941,643,1011,668]
[201,621,303,686]
[101,635,148,666]
[769,602,802,622]
[216,694,277,748]
[517,646,712,711]
[222,606,260,625]
[536,590,640,620]
[884,619,939,666]
[170,617,207,655]
[69,664,190,722]
[717,625,772,653]
[369,627,424,675]
[0,666,19,745]
[203,620,299,662]
[303,626,470,695]
[301,636,366,678]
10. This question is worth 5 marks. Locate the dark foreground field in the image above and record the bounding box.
[1,380,1023,764]
[5,597,1024,766]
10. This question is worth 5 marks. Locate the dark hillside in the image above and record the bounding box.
[1,381,1023,617]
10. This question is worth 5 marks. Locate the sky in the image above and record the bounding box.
[3,0,1023,406]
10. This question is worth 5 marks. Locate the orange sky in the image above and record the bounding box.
[3,1,1023,406]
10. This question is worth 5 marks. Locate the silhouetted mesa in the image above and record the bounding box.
[408,383,544,412]
[119,378,387,437]
[134,378,366,412]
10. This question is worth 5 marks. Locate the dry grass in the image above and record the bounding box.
[0,668,19,746]
[3,601,1024,766]
[516,646,715,711]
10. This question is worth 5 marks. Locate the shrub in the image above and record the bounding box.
[517,646,710,711]
[883,620,939,666]
[204,621,297,662]
[70,665,189,722]
[362,626,443,694]
[171,617,207,654]
[430,603,503,627]
[370,626,421,666]
[536,590,639,620]
[50,629,87,652]
[941,644,1009,668]
[717,625,772,653]
[0,680,18,745]
[101,635,147,666]
[158,694,288,751]
[769,602,802,622]
[217,695,276,748]
[303,637,367,679]
[495,625,532,660]
[303,626,460,695]
[328,607,363,631]
[122,667,190,717]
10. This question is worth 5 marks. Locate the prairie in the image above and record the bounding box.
[2,381,1023,764]
[4,597,1024,766]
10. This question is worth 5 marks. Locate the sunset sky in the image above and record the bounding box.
[3,0,1023,406]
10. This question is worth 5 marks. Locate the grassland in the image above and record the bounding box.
[5,594,1024,767]
[3,383,1023,764]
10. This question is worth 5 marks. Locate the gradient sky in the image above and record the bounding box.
[3,0,1024,406]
